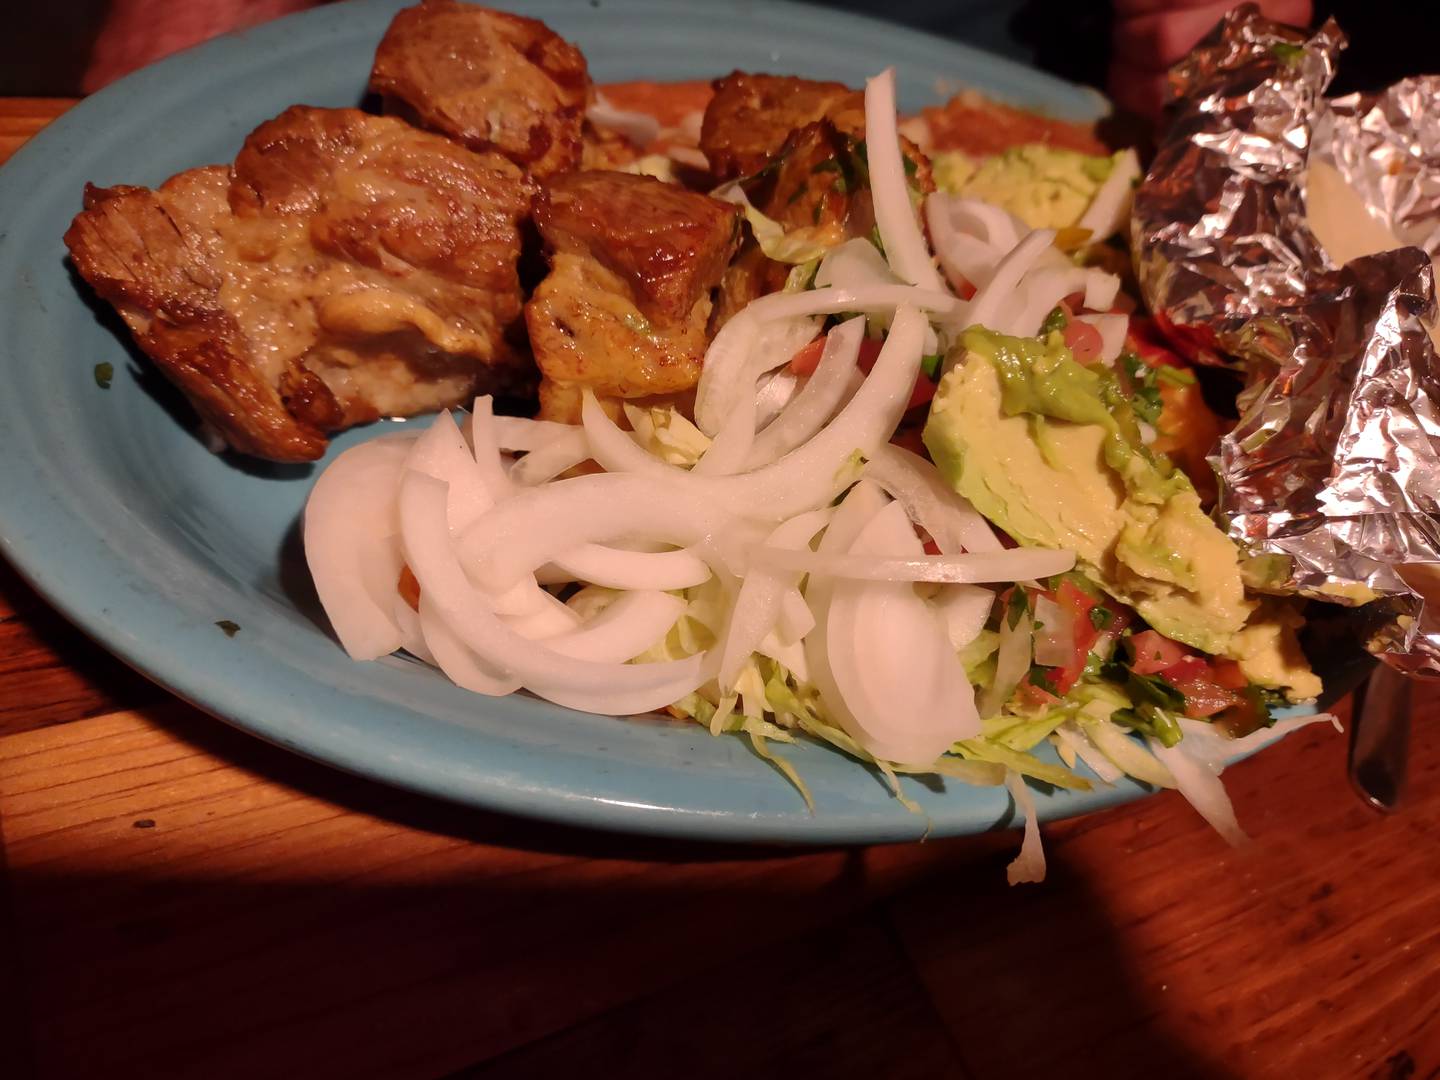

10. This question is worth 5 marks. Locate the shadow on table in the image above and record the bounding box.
[5,702,1239,1080]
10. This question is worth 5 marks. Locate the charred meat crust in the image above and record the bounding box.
[369,0,592,179]
[534,170,741,324]
[525,171,741,416]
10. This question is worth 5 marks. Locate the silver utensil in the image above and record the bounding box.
[1348,663,1412,813]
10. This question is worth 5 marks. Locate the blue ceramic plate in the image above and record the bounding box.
[0,0,1294,842]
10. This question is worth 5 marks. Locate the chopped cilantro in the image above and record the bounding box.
[902,154,918,179]
[93,362,114,389]
[1118,351,1164,426]
[812,158,850,194]
[215,620,241,638]
[1040,306,1069,336]
[919,353,943,380]
[1006,588,1030,630]
[1089,606,1114,631]
[1154,364,1196,387]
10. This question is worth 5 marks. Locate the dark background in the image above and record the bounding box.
[3,0,1434,99]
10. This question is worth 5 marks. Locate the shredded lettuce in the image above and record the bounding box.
[714,182,844,264]
[621,403,712,467]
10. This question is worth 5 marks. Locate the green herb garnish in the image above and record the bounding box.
[215,620,241,638]
[93,362,114,389]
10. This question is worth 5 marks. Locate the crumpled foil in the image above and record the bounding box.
[1131,4,1440,676]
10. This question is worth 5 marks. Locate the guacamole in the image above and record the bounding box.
[924,327,1320,700]
[932,146,1120,231]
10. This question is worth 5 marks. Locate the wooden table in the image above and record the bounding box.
[3,99,1438,1080]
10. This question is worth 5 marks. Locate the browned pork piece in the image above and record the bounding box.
[525,171,742,422]
[705,76,936,327]
[370,0,592,179]
[65,106,535,461]
[700,71,863,181]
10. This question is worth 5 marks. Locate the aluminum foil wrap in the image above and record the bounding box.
[1131,5,1440,676]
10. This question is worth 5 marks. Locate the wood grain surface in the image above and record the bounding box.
[3,100,1438,1080]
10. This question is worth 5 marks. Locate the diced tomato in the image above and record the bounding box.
[1063,319,1104,363]
[1169,675,1244,719]
[1043,579,1100,694]
[944,273,977,300]
[1062,291,1085,311]
[398,565,421,612]
[1018,676,1061,708]
[787,336,826,375]
[1127,629,1190,674]
[1158,655,1209,685]
[1212,658,1249,690]
[790,334,934,409]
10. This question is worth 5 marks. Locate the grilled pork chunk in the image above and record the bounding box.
[370,0,592,179]
[65,106,535,461]
[700,72,863,182]
[525,171,741,421]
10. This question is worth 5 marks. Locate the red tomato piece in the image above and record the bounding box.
[1063,319,1104,362]
[1211,658,1249,690]
[1127,629,1190,674]
[787,335,826,375]
[1169,676,1244,719]
[1044,580,1100,695]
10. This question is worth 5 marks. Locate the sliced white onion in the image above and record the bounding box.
[303,437,411,661]
[825,499,980,764]
[926,196,1035,290]
[405,410,495,535]
[586,94,661,146]
[816,237,901,291]
[693,285,959,436]
[1077,148,1141,241]
[586,305,928,521]
[691,384,757,476]
[493,416,584,452]
[505,588,583,640]
[392,590,435,664]
[1031,594,1072,668]
[509,430,591,486]
[803,481,893,748]
[1175,713,1341,765]
[545,544,712,591]
[1077,313,1129,362]
[718,508,832,690]
[932,584,993,651]
[418,592,522,696]
[469,397,515,500]
[776,587,816,644]
[1005,771,1047,885]
[997,266,1120,338]
[864,68,946,292]
[749,545,1074,584]
[543,591,686,662]
[401,471,708,709]
[754,368,803,430]
[745,317,865,469]
[1148,735,1247,847]
[864,443,1000,553]
[458,472,744,593]
[958,228,1055,336]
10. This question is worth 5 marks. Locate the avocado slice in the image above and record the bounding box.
[923,328,1320,700]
